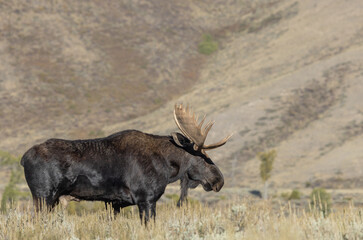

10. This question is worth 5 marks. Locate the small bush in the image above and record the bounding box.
[258,149,276,199]
[1,199,363,239]
[0,151,29,212]
[280,192,290,200]
[289,189,301,200]
[1,170,29,212]
[310,188,332,217]
[280,189,301,200]
[0,150,19,166]
[198,34,218,55]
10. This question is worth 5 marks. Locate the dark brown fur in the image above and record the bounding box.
[21,130,224,223]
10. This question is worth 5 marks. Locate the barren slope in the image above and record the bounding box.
[0,0,362,192]
[0,0,266,152]
[105,0,363,189]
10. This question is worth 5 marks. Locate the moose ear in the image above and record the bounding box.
[171,132,189,147]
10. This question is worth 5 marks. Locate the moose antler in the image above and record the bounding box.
[173,104,233,151]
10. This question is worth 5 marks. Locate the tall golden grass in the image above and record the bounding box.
[0,198,362,240]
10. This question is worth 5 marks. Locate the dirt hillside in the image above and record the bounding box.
[104,0,363,189]
[0,0,362,191]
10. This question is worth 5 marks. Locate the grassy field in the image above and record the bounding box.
[1,151,362,239]
[1,198,362,240]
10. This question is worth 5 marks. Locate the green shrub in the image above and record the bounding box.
[289,189,301,200]
[258,149,276,199]
[310,188,332,217]
[218,195,227,200]
[280,192,290,200]
[281,189,301,200]
[198,34,218,55]
[305,181,312,188]
[1,182,17,211]
[0,150,19,166]
[1,170,29,212]
[1,151,29,212]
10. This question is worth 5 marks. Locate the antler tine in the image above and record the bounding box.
[186,104,199,127]
[203,132,234,150]
[174,104,209,147]
[188,105,197,125]
[174,104,193,141]
[194,113,199,125]
[173,104,232,151]
[203,120,215,136]
[198,114,206,129]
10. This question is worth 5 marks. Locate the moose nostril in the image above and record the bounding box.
[213,182,223,192]
[218,181,224,191]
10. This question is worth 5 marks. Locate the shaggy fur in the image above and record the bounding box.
[21,130,224,223]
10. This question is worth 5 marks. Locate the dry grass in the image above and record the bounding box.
[1,199,362,240]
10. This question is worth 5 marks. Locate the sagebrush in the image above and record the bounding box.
[1,199,362,240]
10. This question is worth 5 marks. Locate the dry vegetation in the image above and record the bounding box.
[1,1,363,237]
[1,199,362,240]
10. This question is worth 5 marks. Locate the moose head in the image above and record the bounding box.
[172,104,232,193]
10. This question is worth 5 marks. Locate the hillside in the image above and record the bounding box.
[103,0,363,189]
[0,0,261,150]
[1,0,362,196]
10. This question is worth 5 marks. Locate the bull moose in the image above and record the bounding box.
[21,104,232,223]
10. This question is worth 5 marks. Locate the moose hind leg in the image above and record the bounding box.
[137,201,155,225]
[32,195,43,212]
[150,202,156,222]
[45,195,58,211]
[32,194,57,212]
